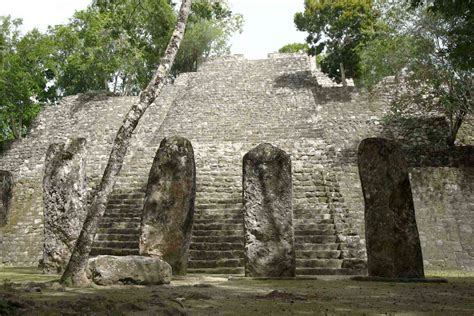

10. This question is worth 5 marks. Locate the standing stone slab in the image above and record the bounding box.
[358,138,424,278]
[140,136,195,275]
[0,171,13,227]
[243,143,295,277]
[42,138,87,274]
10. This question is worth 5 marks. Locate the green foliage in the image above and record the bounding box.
[0,0,242,147]
[410,0,473,70]
[48,0,175,96]
[47,0,241,94]
[295,0,379,83]
[172,0,243,74]
[0,17,56,142]
[358,1,472,146]
[278,43,309,54]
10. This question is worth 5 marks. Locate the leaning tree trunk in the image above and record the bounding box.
[60,0,193,286]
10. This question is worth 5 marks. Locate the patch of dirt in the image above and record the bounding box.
[1,269,474,315]
[257,290,307,301]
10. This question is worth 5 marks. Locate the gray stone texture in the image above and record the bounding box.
[140,136,195,275]
[0,54,472,273]
[87,255,171,285]
[42,138,87,274]
[243,143,295,277]
[358,138,424,278]
[0,171,13,227]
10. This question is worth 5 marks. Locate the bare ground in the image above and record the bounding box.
[1,268,474,315]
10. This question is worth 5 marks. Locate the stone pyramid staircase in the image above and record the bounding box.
[187,150,245,274]
[88,55,364,275]
[187,197,244,274]
[293,171,353,275]
[90,176,146,257]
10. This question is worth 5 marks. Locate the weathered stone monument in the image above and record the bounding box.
[140,136,196,275]
[0,54,472,274]
[42,138,87,274]
[358,138,424,278]
[0,171,13,227]
[243,143,296,277]
[87,255,172,286]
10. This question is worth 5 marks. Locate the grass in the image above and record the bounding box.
[0,267,474,315]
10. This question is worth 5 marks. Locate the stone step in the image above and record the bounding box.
[103,212,141,219]
[295,243,339,251]
[294,197,329,204]
[196,203,242,210]
[296,268,355,276]
[294,204,329,211]
[294,229,335,236]
[98,222,140,230]
[191,235,243,243]
[107,199,144,206]
[293,192,328,199]
[294,219,334,225]
[188,250,244,260]
[294,224,334,231]
[194,219,242,225]
[106,201,144,208]
[189,242,243,251]
[196,213,242,221]
[296,259,342,268]
[293,209,330,216]
[97,228,139,235]
[193,223,243,231]
[106,205,143,210]
[95,234,139,242]
[90,247,139,256]
[196,209,242,216]
[92,240,139,249]
[100,217,141,223]
[296,250,341,259]
[187,267,244,275]
[294,213,333,220]
[192,230,243,237]
[196,198,242,205]
[108,193,145,200]
[188,259,243,269]
[295,235,338,244]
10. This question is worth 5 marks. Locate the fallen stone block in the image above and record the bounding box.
[87,255,172,285]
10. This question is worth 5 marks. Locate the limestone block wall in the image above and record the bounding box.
[411,167,474,271]
[0,80,186,265]
[0,53,472,272]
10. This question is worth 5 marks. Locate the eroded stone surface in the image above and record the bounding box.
[358,138,424,278]
[42,138,87,274]
[140,136,195,275]
[243,143,295,277]
[0,171,13,226]
[87,255,172,285]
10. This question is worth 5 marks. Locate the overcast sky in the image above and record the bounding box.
[0,0,307,59]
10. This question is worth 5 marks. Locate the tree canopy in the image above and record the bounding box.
[0,0,242,145]
[278,43,309,54]
[357,1,472,146]
[410,0,473,70]
[0,17,56,143]
[294,0,379,83]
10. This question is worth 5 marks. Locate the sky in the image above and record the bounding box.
[0,0,307,59]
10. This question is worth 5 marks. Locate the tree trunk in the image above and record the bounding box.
[340,63,347,87]
[447,109,467,147]
[60,0,193,286]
